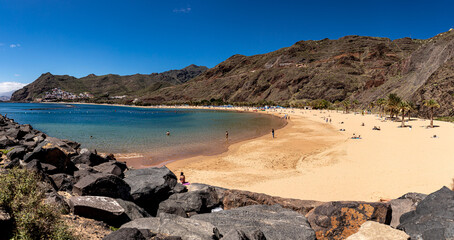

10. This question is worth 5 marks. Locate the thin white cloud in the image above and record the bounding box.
[0,82,27,97]
[13,74,20,77]
[0,43,4,46]
[9,44,21,48]
[173,7,191,13]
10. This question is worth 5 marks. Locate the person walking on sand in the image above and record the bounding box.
[225,131,229,140]
[272,128,275,138]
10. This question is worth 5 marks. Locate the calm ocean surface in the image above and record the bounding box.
[0,103,284,164]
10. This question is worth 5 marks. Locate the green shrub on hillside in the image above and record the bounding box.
[0,168,75,240]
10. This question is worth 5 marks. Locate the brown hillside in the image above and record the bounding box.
[143,35,423,104]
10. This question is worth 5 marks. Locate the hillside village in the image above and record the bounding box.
[40,88,94,101]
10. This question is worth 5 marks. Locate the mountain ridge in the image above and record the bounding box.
[11,30,454,116]
[11,64,208,101]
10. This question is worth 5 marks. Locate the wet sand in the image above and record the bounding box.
[167,109,454,201]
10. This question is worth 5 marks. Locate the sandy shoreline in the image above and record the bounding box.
[44,102,288,168]
[45,102,454,201]
[167,109,454,202]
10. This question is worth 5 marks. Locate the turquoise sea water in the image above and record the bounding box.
[0,103,285,164]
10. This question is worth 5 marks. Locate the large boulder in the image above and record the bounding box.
[121,213,221,240]
[70,196,125,226]
[0,136,17,149]
[6,147,26,160]
[187,183,226,199]
[397,186,454,239]
[5,127,27,139]
[71,151,108,166]
[158,186,220,217]
[115,198,151,221]
[398,192,427,203]
[73,164,99,182]
[73,173,131,200]
[123,167,177,215]
[222,189,324,215]
[49,173,75,192]
[70,196,149,227]
[61,139,81,150]
[306,201,391,240]
[23,137,77,174]
[346,221,410,240]
[94,161,126,177]
[389,192,427,228]
[192,204,316,240]
[389,199,415,228]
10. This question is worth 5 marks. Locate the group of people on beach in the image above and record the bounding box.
[351,133,361,139]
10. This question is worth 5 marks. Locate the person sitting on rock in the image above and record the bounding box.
[179,172,187,184]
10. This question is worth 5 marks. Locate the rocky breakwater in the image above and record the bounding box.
[0,114,453,239]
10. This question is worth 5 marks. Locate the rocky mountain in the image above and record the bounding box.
[142,35,424,104]
[10,64,208,101]
[142,30,453,116]
[12,30,454,116]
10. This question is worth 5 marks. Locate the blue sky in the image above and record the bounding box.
[0,0,453,94]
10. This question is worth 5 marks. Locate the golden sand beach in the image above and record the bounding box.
[166,108,454,202]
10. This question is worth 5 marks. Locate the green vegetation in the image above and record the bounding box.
[308,99,331,109]
[109,226,119,231]
[386,93,402,119]
[0,147,14,155]
[424,99,441,128]
[0,168,75,240]
[398,101,410,127]
[342,100,350,113]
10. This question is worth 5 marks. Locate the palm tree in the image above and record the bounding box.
[333,100,341,112]
[423,99,440,128]
[387,93,401,119]
[407,101,415,121]
[352,100,359,113]
[342,100,350,113]
[376,98,386,117]
[368,102,375,113]
[398,101,410,127]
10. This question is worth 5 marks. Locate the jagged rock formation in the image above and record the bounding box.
[11,65,208,101]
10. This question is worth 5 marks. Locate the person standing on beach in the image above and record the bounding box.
[225,131,229,140]
[272,129,275,138]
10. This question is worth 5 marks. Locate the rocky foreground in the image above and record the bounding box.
[0,114,453,239]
